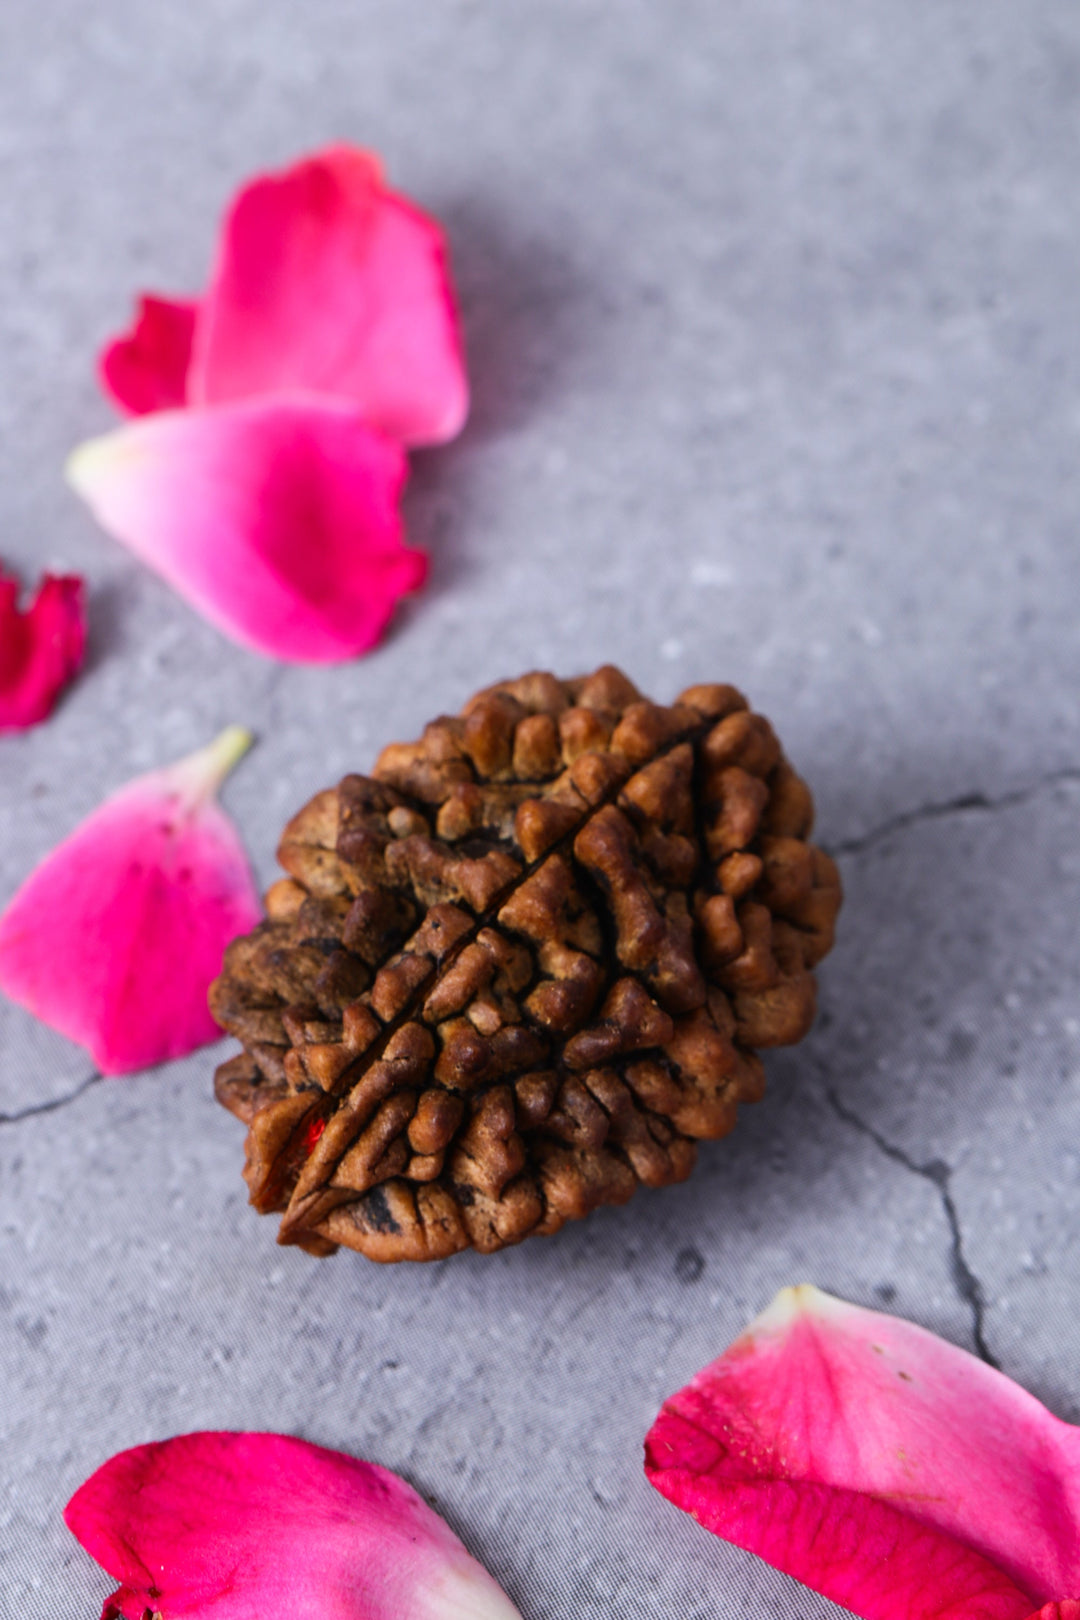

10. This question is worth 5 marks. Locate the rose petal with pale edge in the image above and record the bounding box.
[66,396,421,662]
[99,294,199,415]
[645,1285,1080,1620]
[189,144,468,445]
[0,727,260,1073]
[0,568,86,731]
[64,1431,523,1620]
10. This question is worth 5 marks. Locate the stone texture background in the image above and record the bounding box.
[2,1,1079,1613]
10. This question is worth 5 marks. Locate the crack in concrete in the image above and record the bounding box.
[0,1072,102,1128]
[828,765,1080,861]
[825,1087,998,1367]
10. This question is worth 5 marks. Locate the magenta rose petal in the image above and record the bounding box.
[189,144,469,445]
[64,1431,523,1620]
[99,294,199,415]
[66,396,421,662]
[0,567,86,732]
[644,1285,1080,1620]
[0,726,260,1074]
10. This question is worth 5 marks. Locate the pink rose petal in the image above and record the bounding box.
[65,1431,523,1620]
[82,148,464,657]
[0,727,260,1074]
[99,295,199,415]
[645,1285,1080,1620]
[66,396,421,662]
[189,145,468,445]
[0,567,86,732]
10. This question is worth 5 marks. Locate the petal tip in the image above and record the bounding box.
[208,723,255,773]
[169,724,255,806]
[741,1283,829,1340]
[65,433,117,499]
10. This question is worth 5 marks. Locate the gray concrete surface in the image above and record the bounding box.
[2,1,1080,1614]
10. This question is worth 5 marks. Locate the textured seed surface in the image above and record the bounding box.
[211,666,842,1262]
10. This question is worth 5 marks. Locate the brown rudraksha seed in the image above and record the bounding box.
[210,667,841,1262]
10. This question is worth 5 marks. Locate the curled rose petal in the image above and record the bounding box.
[644,1285,1080,1620]
[99,294,199,416]
[65,1431,523,1620]
[0,567,86,731]
[189,144,468,445]
[0,727,260,1073]
[67,396,421,662]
